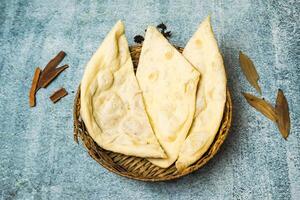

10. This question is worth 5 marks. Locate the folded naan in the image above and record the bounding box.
[176,16,227,171]
[136,26,200,168]
[80,21,166,158]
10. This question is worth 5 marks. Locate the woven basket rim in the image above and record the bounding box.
[73,45,233,181]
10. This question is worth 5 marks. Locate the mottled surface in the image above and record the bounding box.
[0,0,299,199]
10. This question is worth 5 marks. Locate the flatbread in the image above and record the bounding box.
[136,26,200,168]
[176,16,227,171]
[80,21,166,158]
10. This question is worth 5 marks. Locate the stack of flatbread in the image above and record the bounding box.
[80,16,226,171]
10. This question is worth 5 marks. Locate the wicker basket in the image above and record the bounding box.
[73,45,232,181]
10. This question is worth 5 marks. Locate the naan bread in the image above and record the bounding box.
[136,26,200,168]
[80,21,166,158]
[176,16,227,171]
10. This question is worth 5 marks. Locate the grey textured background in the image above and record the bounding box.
[0,0,299,199]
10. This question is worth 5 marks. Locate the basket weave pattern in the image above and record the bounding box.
[73,45,232,181]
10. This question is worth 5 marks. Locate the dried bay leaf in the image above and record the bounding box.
[239,51,262,94]
[275,89,290,139]
[242,92,277,121]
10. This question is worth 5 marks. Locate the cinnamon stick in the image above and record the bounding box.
[29,67,41,107]
[50,88,68,103]
[43,51,66,73]
[38,64,69,89]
